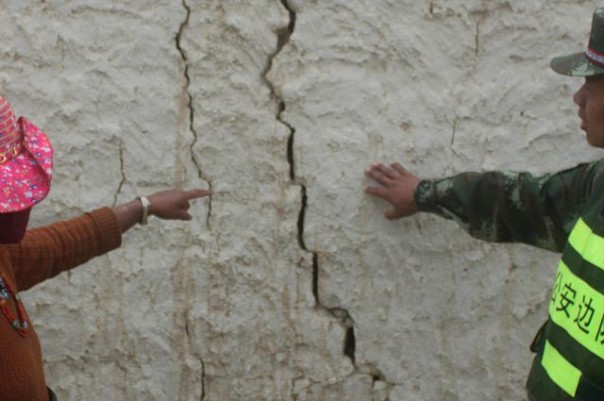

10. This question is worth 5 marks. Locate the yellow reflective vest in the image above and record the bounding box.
[527,216,604,400]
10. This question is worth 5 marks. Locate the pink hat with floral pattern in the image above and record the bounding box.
[0,97,53,213]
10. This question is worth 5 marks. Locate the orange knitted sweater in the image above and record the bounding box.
[0,207,122,401]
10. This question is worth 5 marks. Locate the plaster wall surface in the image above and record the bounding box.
[0,1,600,400]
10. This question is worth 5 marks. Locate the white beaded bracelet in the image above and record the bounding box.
[137,196,151,225]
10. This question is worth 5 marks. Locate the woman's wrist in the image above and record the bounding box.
[136,196,151,225]
[113,198,144,233]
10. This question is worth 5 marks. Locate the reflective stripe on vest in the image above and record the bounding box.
[568,218,604,271]
[545,218,604,396]
[542,340,581,397]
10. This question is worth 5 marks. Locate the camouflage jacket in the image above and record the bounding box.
[414,159,604,253]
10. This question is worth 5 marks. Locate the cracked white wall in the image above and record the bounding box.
[0,1,600,400]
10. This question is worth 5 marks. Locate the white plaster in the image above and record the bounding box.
[0,0,600,400]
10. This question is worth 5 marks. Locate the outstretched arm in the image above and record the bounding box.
[365,160,602,252]
[13,188,212,290]
[113,189,212,233]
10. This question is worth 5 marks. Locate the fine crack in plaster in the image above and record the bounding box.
[475,21,480,56]
[450,118,458,146]
[184,318,206,401]
[176,3,206,399]
[177,0,212,228]
[113,137,126,207]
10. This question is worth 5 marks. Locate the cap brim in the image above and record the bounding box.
[551,51,604,77]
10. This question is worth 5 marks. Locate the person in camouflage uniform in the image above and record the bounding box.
[365,7,604,401]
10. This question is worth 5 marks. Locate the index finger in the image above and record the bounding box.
[183,189,213,200]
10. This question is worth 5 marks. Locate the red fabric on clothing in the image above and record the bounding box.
[0,208,31,244]
[0,208,121,401]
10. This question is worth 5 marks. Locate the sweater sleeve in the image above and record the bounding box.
[10,207,122,291]
[413,161,604,252]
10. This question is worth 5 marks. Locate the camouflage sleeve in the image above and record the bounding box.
[414,161,604,252]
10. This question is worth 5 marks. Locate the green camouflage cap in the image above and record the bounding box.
[551,8,604,77]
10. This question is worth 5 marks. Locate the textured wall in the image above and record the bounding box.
[0,1,601,400]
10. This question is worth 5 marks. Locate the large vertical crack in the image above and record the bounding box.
[262,0,296,119]
[176,2,207,400]
[264,0,358,369]
[177,0,212,229]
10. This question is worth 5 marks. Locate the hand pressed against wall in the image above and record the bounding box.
[365,162,420,220]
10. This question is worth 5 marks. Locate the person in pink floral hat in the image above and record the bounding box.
[0,96,54,243]
[0,96,211,401]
